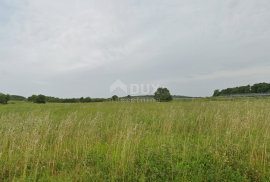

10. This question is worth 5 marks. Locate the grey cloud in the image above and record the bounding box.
[0,0,270,98]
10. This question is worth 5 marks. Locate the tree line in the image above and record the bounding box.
[213,82,270,96]
[0,93,25,103]
[0,93,108,104]
[1,87,173,104]
[27,95,106,103]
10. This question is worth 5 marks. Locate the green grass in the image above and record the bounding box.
[1,98,270,181]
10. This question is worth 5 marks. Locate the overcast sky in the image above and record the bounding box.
[0,0,270,98]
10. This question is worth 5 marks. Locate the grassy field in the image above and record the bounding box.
[1,98,270,181]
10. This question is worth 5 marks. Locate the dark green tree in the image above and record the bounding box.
[34,94,46,104]
[154,87,173,102]
[216,82,270,96]
[0,94,10,104]
[84,97,92,102]
[126,95,131,101]
[5,94,10,104]
[79,97,85,103]
[28,95,37,102]
[112,95,118,101]
[10,95,26,101]
[0,95,3,104]
[0,94,5,104]
[244,85,251,93]
[213,89,220,97]
[92,98,106,102]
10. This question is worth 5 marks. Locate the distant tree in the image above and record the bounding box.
[0,95,3,104]
[79,97,85,103]
[0,94,10,104]
[216,82,270,96]
[28,94,37,102]
[92,98,106,102]
[213,89,220,97]
[231,87,239,94]
[45,96,61,103]
[10,95,26,101]
[0,94,5,104]
[126,95,131,100]
[5,94,10,104]
[244,85,251,93]
[34,94,46,104]
[112,95,118,101]
[154,88,173,102]
[84,97,92,103]
[55,97,59,102]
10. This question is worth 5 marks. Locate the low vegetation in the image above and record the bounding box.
[1,98,270,181]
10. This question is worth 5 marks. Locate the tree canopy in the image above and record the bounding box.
[27,95,103,103]
[28,95,37,102]
[126,95,131,100]
[84,97,92,102]
[154,87,173,102]
[0,94,10,104]
[213,82,270,96]
[10,95,26,101]
[34,94,46,104]
[112,95,118,101]
[79,97,85,103]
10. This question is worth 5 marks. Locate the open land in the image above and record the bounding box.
[1,98,270,181]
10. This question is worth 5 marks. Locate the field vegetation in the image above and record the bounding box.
[1,98,270,181]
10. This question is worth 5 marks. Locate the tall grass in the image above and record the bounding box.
[0,99,270,181]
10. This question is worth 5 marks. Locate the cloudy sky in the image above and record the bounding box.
[0,0,270,98]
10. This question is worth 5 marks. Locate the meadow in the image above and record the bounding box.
[0,98,270,181]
